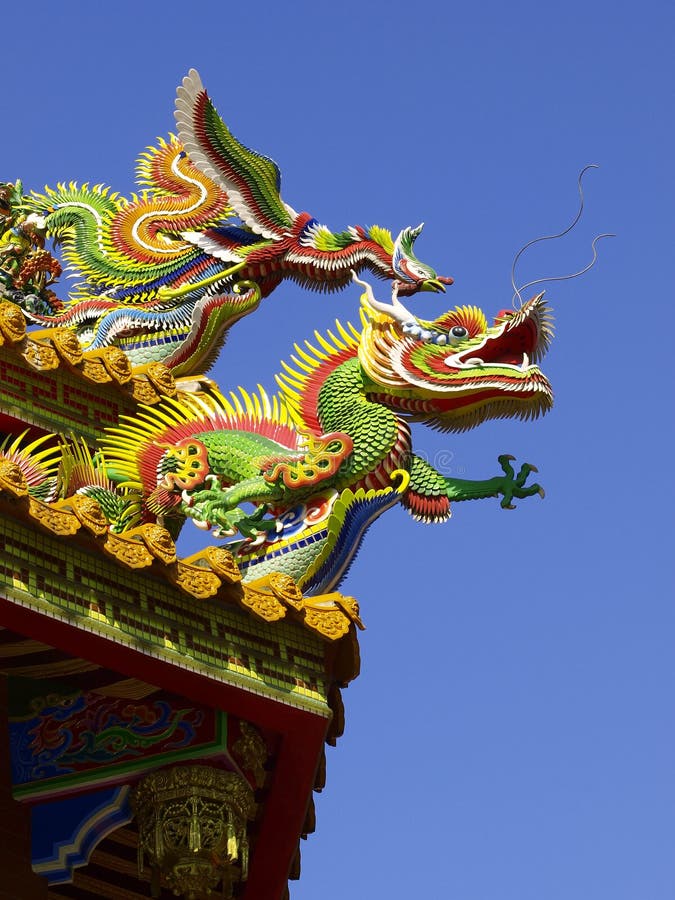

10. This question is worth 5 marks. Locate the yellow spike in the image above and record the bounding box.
[304,340,329,361]
[326,328,346,351]
[271,396,282,422]
[119,416,164,436]
[213,390,234,412]
[27,445,62,466]
[280,376,304,392]
[163,396,192,419]
[284,402,305,429]
[288,353,314,374]
[191,392,222,417]
[293,343,322,369]
[257,385,271,418]
[108,424,150,442]
[314,330,338,355]
[103,431,146,447]
[239,388,255,416]
[2,430,28,454]
[117,419,162,439]
[230,392,245,416]
[137,406,183,429]
[216,396,234,417]
[336,320,357,346]
[275,375,300,400]
[280,359,305,381]
[101,441,143,456]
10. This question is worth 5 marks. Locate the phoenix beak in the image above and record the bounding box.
[421,278,447,293]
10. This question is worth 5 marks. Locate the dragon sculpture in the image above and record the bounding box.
[18,275,551,595]
[8,70,451,376]
[0,70,605,602]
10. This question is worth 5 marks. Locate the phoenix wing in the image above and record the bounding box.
[175,69,297,241]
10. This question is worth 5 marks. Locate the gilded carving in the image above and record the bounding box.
[244,573,303,611]
[268,572,304,607]
[50,328,83,365]
[0,301,26,342]
[232,722,268,789]
[80,357,112,383]
[143,361,176,396]
[129,376,161,404]
[28,497,81,535]
[171,563,222,600]
[0,459,28,496]
[100,346,132,383]
[136,524,177,565]
[239,584,287,623]
[103,532,154,569]
[301,603,352,641]
[65,494,109,536]
[334,594,365,629]
[203,546,242,584]
[22,338,59,370]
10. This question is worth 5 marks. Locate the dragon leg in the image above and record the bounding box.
[185,474,285,537]
[183,430,355,537]
[401,453,544,520]
[444,454,545,509]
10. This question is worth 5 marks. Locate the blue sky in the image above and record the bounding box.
[3,2,673,897]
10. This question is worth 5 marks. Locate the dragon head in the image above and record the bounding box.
[391,224,453,296]
[354,276,554,431]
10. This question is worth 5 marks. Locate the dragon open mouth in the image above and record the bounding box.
[354,277,555,430]
[446,294,553,373]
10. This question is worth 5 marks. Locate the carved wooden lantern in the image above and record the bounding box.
[131,765,255,899]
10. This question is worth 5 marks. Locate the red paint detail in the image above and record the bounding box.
[402,490,451,520]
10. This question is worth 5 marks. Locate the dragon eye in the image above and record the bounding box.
[450,325,468,340]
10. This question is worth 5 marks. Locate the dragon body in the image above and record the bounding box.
[25,279,262,376]
[88,279,554,593]
[19,71,451,374]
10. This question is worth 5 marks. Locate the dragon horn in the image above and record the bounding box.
[351,272,416,326]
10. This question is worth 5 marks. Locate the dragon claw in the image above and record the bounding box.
[495,455,544,509]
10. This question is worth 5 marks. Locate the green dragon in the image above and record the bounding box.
[65,275,554,594]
